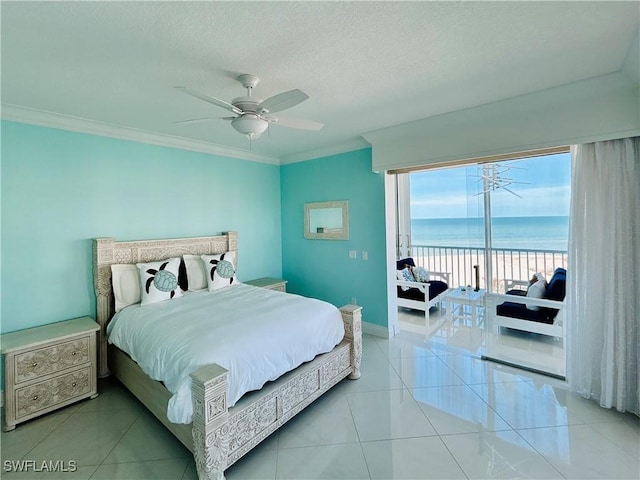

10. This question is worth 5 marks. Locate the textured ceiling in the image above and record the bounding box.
[1,1,638,162]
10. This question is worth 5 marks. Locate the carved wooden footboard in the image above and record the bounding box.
[191,306,361,480]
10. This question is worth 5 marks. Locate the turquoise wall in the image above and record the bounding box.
[1,121,283,335]
[280,148,388,328]
[0,123,389,390]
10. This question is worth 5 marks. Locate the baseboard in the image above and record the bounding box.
[362,321,389,339]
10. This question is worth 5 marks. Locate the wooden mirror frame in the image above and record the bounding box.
[304,200,349,240]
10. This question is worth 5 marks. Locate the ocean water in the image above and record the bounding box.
[411,216,569,251]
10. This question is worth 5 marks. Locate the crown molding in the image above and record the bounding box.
[279,138,371,165]
[1,104,280,165]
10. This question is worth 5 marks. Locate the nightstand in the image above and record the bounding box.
[1,316,99,431]
[245,277,288,292]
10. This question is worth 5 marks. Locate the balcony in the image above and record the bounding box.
[402,244,568,378]
[409,244,568,292]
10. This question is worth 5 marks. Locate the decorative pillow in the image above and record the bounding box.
[525,273,546,311]
[396,268,415,291]
[137,257,183,306]
[111,264,141,312]
[411,266,430,283]
[178,258,189,292]
[182,255,208,291]
[201,251,239,291]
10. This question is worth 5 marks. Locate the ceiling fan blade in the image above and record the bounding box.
[175,86,243,115]
[174,116,237,125]
[173,117,215,125]
[257,89,309,114]
[266,115,323,131]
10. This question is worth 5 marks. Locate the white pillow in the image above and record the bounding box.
[137,257,183,305]
[201,251,239,291]
[526,274,546,311]
[396,268,415,291]
[111,264,141,312]
[182,254,208,291]
[411,266,430,283]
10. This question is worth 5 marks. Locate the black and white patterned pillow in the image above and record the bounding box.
[201,251,239,291]
[182,255,208,291]
[136,257,183,305]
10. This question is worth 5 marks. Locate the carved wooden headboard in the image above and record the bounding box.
[93,232,238,377]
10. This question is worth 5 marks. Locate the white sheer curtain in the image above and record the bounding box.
[567,137,639,415]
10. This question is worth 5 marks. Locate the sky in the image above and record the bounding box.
[409,152,572,219]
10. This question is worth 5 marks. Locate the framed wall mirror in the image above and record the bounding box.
[304,201,349,240]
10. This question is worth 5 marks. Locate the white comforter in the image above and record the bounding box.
[107,283,345,424]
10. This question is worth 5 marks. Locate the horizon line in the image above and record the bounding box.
[412,214,569,220]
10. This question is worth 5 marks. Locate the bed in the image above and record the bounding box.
[93,232,362,480]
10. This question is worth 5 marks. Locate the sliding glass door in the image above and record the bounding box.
[400,151,571,376]
[481,154,570,377]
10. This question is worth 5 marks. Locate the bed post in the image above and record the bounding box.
[190,364,230,480]
[340,305,362,379]
[94,237,115,378]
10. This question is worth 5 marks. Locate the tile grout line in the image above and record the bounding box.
[510,426,569,479]
[344,386,373,479]
[460,381,516,431]
[87,405,144,479]
[18,410,76,462]
[436,434,471,480]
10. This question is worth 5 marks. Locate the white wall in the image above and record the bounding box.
[364,72,639,172]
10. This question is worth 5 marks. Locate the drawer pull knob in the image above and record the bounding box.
[72,382,77,387]
[71,351,77,356]
[32,395,38,401]
[32,362,38,367]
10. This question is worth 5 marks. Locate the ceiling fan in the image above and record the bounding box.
[175,74,323,139]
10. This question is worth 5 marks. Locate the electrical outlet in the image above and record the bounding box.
[351,297,357,305]
[362,251,368,260]
[349,250,357,259]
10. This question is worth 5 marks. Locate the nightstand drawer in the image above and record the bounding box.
[15,367,92,420]
[14,336,90,384]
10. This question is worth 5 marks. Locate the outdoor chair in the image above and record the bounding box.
[396,258,451,320]
[488,267,567,340]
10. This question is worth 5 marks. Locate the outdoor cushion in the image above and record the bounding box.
[397,258,416,270]
[496,301,556,324]
[546,268,567,301]
[398,280,448,302]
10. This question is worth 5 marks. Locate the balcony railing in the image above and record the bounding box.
[409,244,568,293]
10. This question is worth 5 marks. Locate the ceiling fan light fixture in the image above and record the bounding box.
[231,114,269,139]
[178,75,322,139]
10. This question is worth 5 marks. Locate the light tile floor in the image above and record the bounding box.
[2,333,638,479]
[398,302,566,377]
